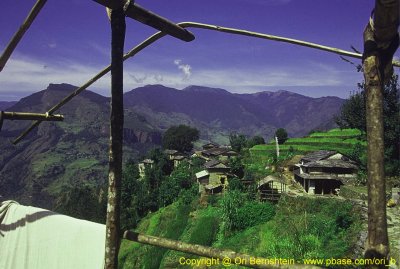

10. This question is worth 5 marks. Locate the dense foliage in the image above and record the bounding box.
[162,125,199,152]
[221,190,275,232]
[335,75,400,175]
[119,194,362,268]
[120,150,202,230]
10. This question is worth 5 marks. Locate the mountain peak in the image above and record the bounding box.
[46,83,77,92]
[183,85,230,95]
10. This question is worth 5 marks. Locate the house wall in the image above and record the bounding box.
[209,172,228,186]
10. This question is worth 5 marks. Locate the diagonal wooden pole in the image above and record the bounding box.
[104,4,125,269]
[0,0,47,72]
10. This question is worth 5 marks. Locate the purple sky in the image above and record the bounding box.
[1,0,399,101]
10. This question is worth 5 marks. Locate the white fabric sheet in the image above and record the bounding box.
[0,200,106,269]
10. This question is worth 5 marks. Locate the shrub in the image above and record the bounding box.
[233,201,275,230]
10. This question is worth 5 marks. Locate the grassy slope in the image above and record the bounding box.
[118,196,362,269]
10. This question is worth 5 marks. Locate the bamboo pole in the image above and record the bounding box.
[0,0,47,72]
[123,231,323,269]
[104,5,125,269]
[12,21,400,144]
[0,111,63,132]
[1,112,63,121]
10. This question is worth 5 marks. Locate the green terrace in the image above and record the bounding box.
[250,128,366,156]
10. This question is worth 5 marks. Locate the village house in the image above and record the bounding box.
[202,142,220,150]
[196,159,230,194]
[138,159,154,178]
[196,142,238,161]
[201,147,238,161]
[164,149,187,168]
[293,150,358,195]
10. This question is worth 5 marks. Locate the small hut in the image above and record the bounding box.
[257,175,287,202]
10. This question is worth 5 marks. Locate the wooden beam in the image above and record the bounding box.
[91,0,195,42]
[104,5,126,269]
[123,231,323,269]
[0,0,47,72]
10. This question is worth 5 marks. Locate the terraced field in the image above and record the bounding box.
[250,128,366,157]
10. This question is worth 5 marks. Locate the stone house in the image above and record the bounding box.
[164,149,187,168]
[293,151,358,195]
[195,159,230,194]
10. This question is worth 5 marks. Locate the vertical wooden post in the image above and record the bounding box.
[104,5,126,269]
[363,0,398,267]
[363,54,389,262]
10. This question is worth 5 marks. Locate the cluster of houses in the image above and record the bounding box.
[138,141,359,201]
[138,142,238,194]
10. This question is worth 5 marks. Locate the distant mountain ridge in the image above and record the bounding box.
[123,84,344,138]
[0,83,160,208]
[0,83,344,209]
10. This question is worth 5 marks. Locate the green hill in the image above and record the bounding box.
[118,195,362,269]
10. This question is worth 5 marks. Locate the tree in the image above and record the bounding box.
[229,156,245,178]
[121,162,140,230]
[162,125,199,153]
[334,85,366,132]
[275,128,288,144]
[54,183,106,223]
[158,162,193,207]
[335,75,400,175]
[229,133,247,152]
[246,135,265,148]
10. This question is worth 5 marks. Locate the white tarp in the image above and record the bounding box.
[0,200,106,269]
